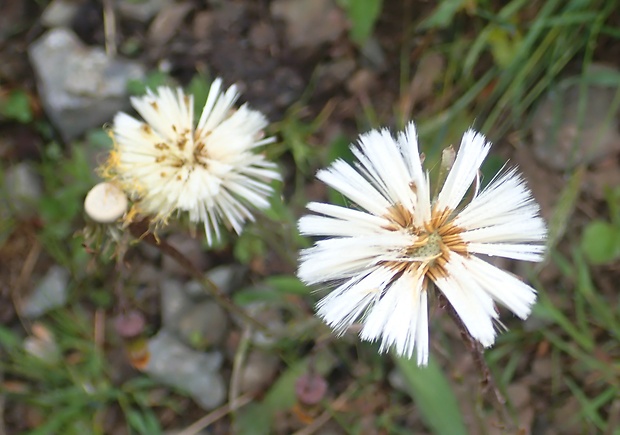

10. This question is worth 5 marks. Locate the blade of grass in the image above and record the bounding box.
[393,356,467,435]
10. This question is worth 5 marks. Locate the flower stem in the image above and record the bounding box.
[443,300,515,430]
[128,220,269,333]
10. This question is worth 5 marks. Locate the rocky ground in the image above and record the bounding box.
[1,0,620,434]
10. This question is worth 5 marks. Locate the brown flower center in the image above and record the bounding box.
[381,204,468,279]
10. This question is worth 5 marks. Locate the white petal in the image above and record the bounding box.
[299,202,391,238]
[352,128,417,211]
[466,242,545,261]
[317,160,391,216]
[436,129,491,211]
[316,267,396,334]
[460,256,536,319]
[360,269,428,360]
[298,233,414,285]
[396,122,432,225]
[432,255,498,347]
[108,81,278,244]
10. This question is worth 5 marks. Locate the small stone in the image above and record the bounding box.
[161,234,209,277]
[532,64,620,170]
[387,368,408,394]
[506,384,530,409]
[84,182,128,223]
[41,0,82,28]
[242,303,285,346]
[28,28,144,141]
[23,323,61,364]
[205,264,246,296]
[160,279,192,328]
[239,349,280,394]
[347,69,378,96]
[271,0,346,51]
[23,266,70,318]
[116,0,173,22]
[249,21,277,51]
[5,162,42,218]
[147,2,193,46]
[315,58,357,93]
[192,11,214,41]
[359,37,386,71]
[146,330,226,410]
[176,301,229,348]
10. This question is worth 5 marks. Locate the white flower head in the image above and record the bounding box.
[298,123,547,365]
[102,79,280,245]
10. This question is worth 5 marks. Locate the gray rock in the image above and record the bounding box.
[205,264,246,296]
[28,28,144,142]
[271,0,346,50]
[116,0,173,22]
[161,233,209,277]
[244,302,286,346]
[183,263,245,300]
[161,279,230,348]
[239,349,280,394]
[176,301,229,348]
[359,37,386,71]
[146,330,226,410]
[23,266,70,318]
[160,279,192,328]
[41,0,82,28]
[532,64,620,170]
[387,367,409,395]
[5,162,42,217]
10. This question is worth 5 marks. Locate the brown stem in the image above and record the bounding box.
[128,220,269,332]
[443,299,515,430]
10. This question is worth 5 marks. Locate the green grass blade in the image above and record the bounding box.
[393,356,467,435]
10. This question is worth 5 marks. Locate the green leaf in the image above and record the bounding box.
[326,134,354,165]
[393,356,467,435]
[264,275,308,295]
[487,25,523,68]
[234,276,308,305]
[546,167,584,256]
[187,72,214,116]
[343,0,383,45]
[127,71,174,96]
[581,220,620,265]
[0,325,21,351]
[418,0,470,30]
[0,89,33,123]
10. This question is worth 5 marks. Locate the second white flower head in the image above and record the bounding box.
[298,123,547,365]
[105,79,280,244]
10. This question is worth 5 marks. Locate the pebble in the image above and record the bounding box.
[160,233,209,277]
[146,330,226,410]
[22,266,70,318]
[41,0,81,27]
[239,349,281,394]
[5,162,42,218]
[271,0,346,51]
[176,301,229,348]
[531,64,620,170]
[161,278,230,348]
[205,264,246,296]
[28,28,144,141]
[160,279,192,329]
[116,0,173,22]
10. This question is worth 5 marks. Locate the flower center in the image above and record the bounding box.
[408,231,443,260]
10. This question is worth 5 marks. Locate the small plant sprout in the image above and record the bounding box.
[100,79,281,245]
[298,122,547,365]
[84,181,128,223]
